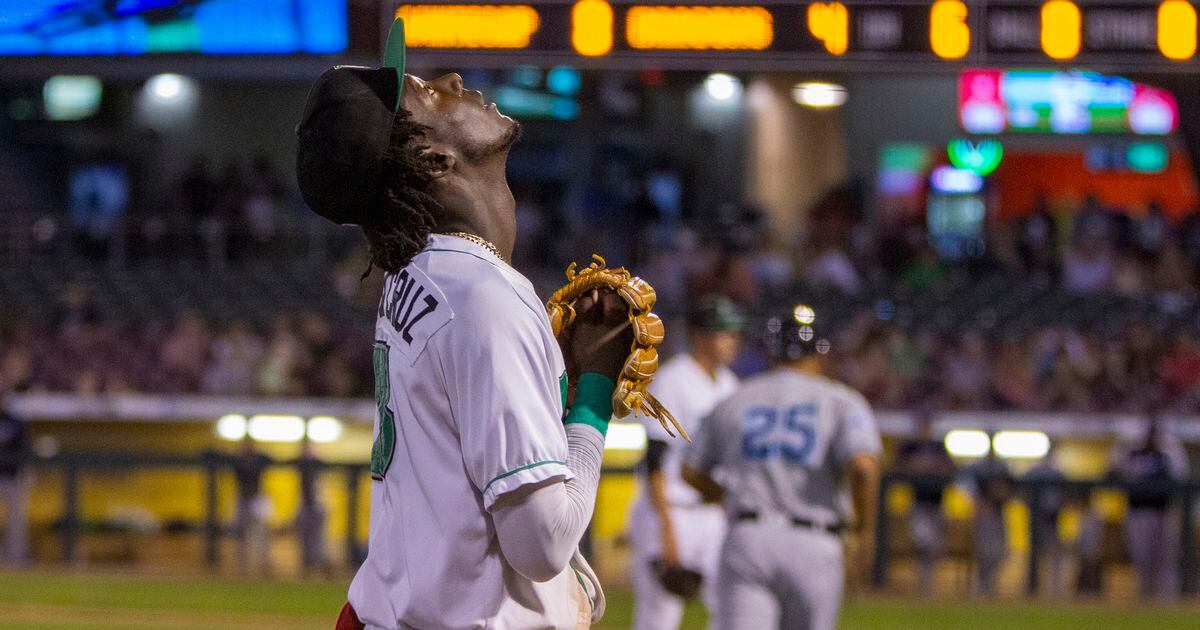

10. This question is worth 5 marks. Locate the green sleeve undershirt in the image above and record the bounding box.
[564,372,615,436]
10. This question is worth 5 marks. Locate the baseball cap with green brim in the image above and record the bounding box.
[687,296,747,332]
[296,18,408,226]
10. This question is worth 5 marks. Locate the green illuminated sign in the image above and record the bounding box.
[947,138,1003,176]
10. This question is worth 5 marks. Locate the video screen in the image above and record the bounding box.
[0,0,347,55]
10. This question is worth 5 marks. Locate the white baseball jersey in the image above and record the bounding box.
[348,234,580,630]
[686,369,881,527]
[629,353,737,547]
[628,353,737,630]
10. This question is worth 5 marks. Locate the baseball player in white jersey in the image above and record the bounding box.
[297,20,630,630]
[682,311,881,630]
[628,297,744,630]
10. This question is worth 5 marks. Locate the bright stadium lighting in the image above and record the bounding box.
[248,415,306,443]
[216,414,248,441]
[704,73,741,102]
[306,416,344,444]
[791,82,847,108]
[148,73,184,101]
[138,73,198,129]
[43,75,102,121]
[944,429,990,457]
[992,430,1051,459]
[605,422,648,451]
[793,304,816,324]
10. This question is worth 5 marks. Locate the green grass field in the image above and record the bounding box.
[1,570,1198,629]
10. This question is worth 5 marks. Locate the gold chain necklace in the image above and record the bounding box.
[439,231,509,264]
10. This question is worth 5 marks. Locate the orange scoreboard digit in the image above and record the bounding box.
[390,1,1200,70]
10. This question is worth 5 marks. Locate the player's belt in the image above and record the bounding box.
[734,511,845,534]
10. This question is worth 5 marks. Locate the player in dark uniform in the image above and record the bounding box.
[895,411,956,594]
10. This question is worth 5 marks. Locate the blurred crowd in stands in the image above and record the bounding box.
[5,157,1200,415]
[0,284,371,398]
[60,153,298,265]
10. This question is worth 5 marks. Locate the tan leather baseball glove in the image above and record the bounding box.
[546,255,687,440]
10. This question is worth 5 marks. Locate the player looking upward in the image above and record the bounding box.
[682,310,881,630]
[297,21,626,630]
[628,297,743,630]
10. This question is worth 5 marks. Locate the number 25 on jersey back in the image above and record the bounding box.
[741,404,817,465]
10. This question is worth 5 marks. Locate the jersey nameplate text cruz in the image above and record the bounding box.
[378,266,453,364]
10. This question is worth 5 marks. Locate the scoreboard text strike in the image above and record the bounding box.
[392,1,1200,70]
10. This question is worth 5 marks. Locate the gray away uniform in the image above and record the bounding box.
[685,369,881,630]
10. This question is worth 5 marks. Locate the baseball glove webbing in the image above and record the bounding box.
[546,255,687,441]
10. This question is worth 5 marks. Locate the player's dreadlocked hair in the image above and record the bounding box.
[362,108,442,275]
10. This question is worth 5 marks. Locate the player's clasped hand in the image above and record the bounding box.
[563,288,634,385]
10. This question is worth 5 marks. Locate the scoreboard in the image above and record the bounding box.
[389,1,1200,72]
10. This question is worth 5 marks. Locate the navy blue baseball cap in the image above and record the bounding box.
[296,19,407,226]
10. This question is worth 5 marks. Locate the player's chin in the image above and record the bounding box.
[498,119,523,150]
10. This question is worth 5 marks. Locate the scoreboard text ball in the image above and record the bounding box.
[390,1,1200,71]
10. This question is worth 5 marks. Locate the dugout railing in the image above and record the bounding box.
[7,452,1200,598]
[3,451,371,570]
[873,472,1200,597]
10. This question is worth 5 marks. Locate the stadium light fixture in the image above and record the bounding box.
[572,0,613,57]
[216,414,248,441]
[43,75,102,121]
[793,304,816,324]
[626,6,774,50]
[248,415,306,442]
[791,82,847,108]
[138,73,198,129]
[704,73,741,102]
[147,73,185,101]
[306,416,344,444]
[992,430,1051,459]
[605,422,648,451]
[944,429,990,457]
[396,5,541,48]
